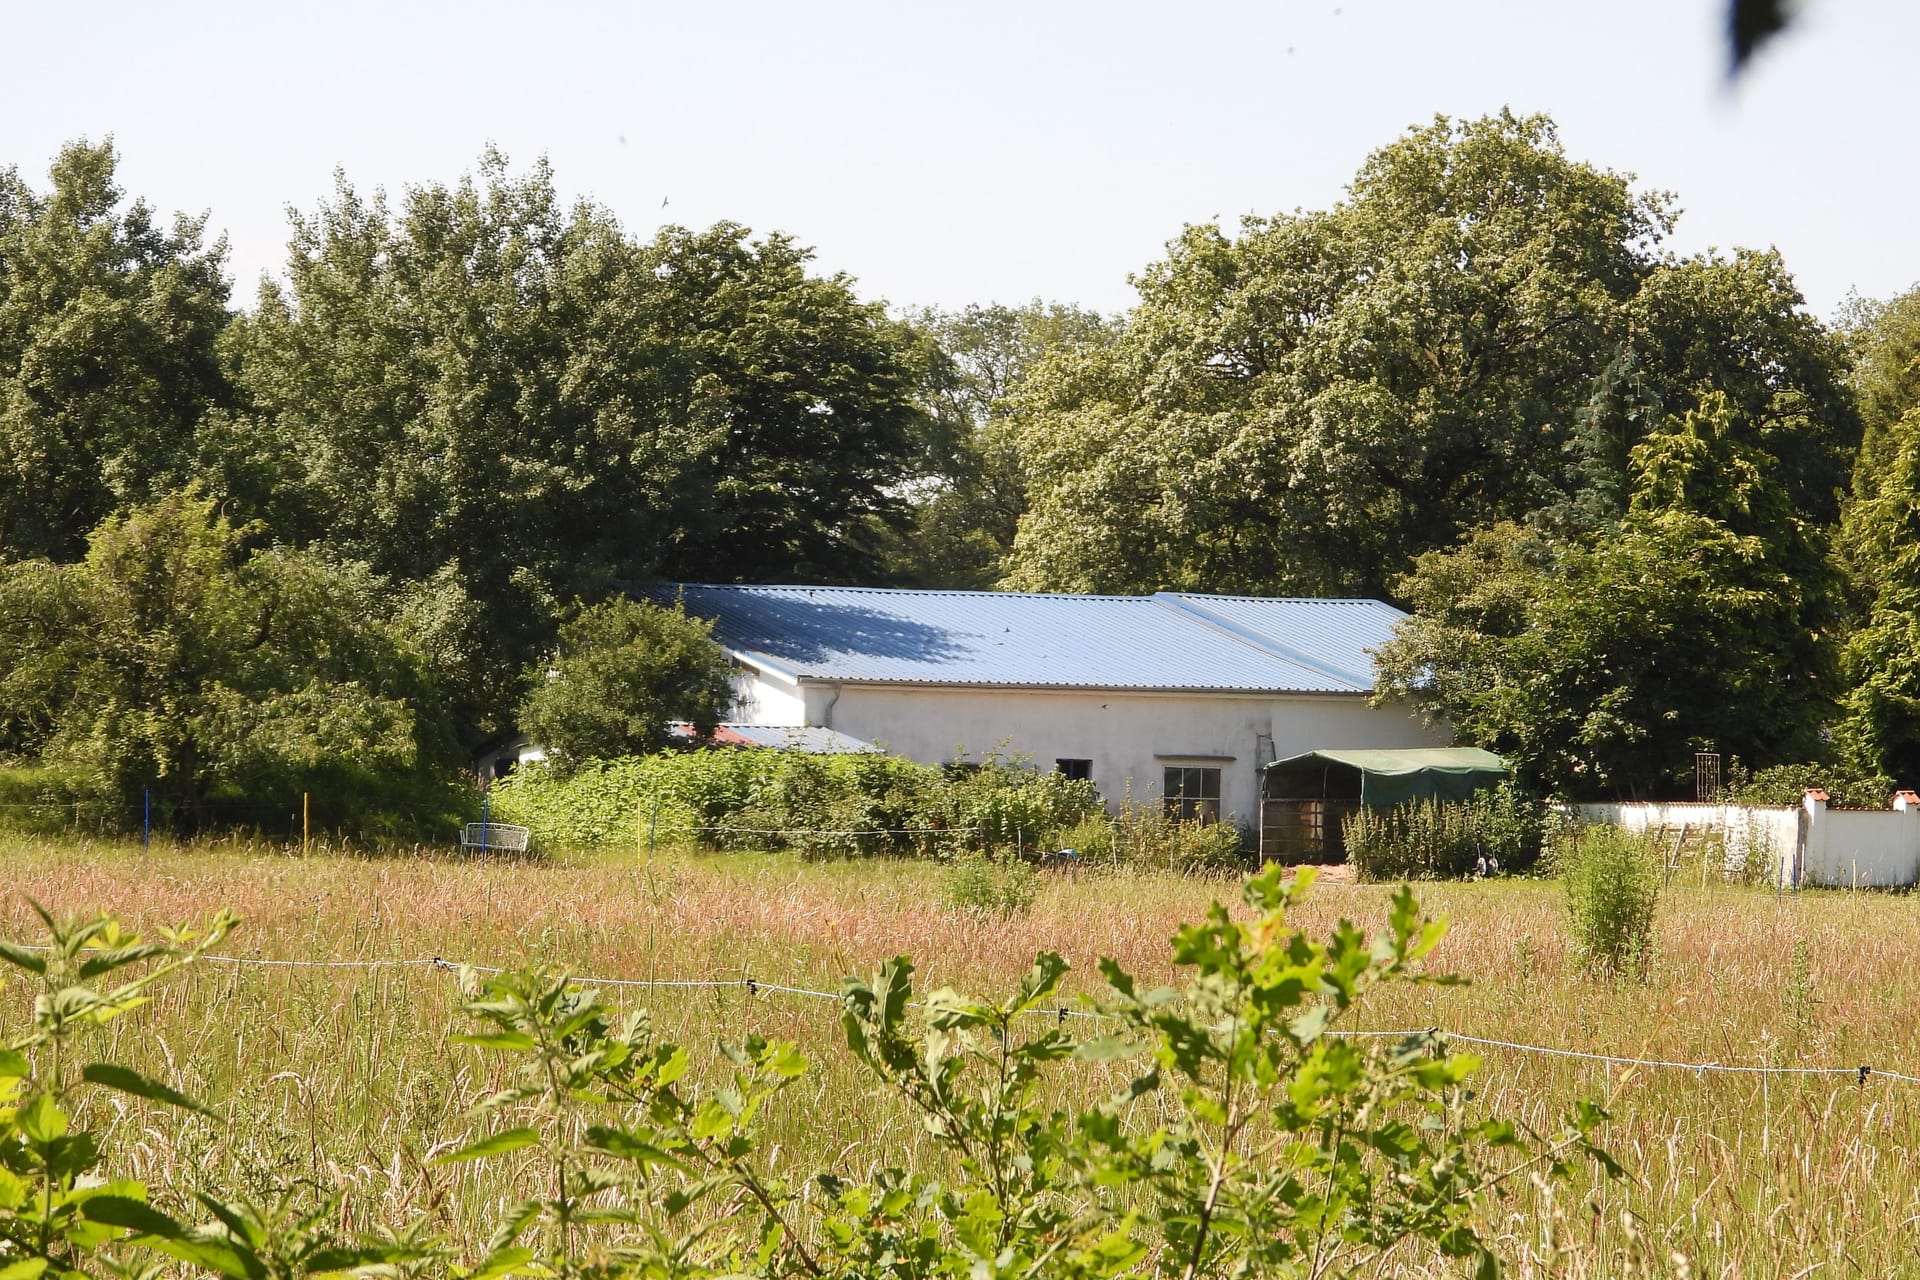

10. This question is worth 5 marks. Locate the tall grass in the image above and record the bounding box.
[3,832,1919,1276]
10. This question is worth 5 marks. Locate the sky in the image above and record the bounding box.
[5,1,1917,323]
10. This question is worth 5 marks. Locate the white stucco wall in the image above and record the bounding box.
[1575,797,1920,888]
[1803,804,1920,888]
[730,667,808,726]
[731,672,1445,827]
[1576,802,1802,881]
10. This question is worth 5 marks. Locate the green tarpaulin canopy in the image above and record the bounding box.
[1263,747,1509,808]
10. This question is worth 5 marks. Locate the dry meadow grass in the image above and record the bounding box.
[4,833,1919,1278]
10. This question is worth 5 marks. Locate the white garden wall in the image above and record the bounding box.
[1579,794,1920,888]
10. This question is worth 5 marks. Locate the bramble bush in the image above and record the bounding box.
[0,869,1621,1279]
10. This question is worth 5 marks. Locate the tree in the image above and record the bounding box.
[516,596,734,768]
[1376,394,1838,797]
[0,490,462,826]
[1001,111,1856,603]
[231,154,928,737]
[0,140,231,561]
[1832,407,1920,785]
[1559,249,1858,533]
[640,224,929,585]
[880,301,1118,588]
[1004,111,1669,597]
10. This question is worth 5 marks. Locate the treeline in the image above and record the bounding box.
[3,110,1918,816]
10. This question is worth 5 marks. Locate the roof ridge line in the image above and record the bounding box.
[1151,593,1372,691]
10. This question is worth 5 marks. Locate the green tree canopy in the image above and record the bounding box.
[0,141,232,561]
[1833,406,1920,785]
[0,490,462,825]
[881,300,1118,588]
[1001,111,1856,602]
[221,152,929,733]
[516,596,734,768]
[1375,394,1838,797]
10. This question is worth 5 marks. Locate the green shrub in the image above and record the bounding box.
[430,864,1618,1278]
[1105,795,1247,872]
[1344,783,1545,881]
[491,747,1103,860]
[1562,824,1662,981]
[933,753,1104,856]
[1725,759,1893,810]
[1051,813,1117,862]
[0,761,111,835]
[941,854,1038,917]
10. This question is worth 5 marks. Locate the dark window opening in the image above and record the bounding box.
[1164,766,1222,824]
[1056,758,1093,782]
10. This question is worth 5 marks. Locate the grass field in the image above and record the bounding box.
[4,833,1919,1278]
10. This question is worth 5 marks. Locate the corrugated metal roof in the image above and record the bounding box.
[667,722,879,753]
[653,585,1407,694]
[718,724,880,753]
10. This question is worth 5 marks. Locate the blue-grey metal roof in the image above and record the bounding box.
[654,585,1406,694]
[666,722,880,753]
[718,724,880,754]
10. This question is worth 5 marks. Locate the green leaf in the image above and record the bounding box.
[82,1063,213,1117]
[0,1049,28,1079]
[80,1193,188,1238]
[432,1127,541,1164]
[1073,1035,1142,1062]
[583,1124,685,1169]
[1289,1004,1331,1044]
[689,1100,735,1141]
[77,941,169,979]
[449,1031,538,1052]
[306,1245,413,1274]
[0,940,47,974]
[466,1245,536,1280]
[0,1258,49,1280]
[19,1092,67,1142]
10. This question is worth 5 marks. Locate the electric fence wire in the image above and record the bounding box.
[33,944,1907,1084]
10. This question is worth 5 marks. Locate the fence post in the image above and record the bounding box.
[142,788,150,854]
[303,792,310,856]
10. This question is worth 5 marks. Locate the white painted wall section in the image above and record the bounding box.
[731,667,807,727]
[730,678,1444,825]
[1800,800,1920,888]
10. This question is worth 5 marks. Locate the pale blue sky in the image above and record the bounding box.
[7,1,1916,321]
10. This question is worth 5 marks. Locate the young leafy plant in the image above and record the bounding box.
[0,899,239,1277]
[439,965,813,1278]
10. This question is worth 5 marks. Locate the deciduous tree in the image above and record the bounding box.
[516,596,734,768]
[0,141,231,561]
[1376,394,1838,796]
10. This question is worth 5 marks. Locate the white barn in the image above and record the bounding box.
[662,585,1447,829]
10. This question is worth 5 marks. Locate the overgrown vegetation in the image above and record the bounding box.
[1724,759,1895,810]
[9,113,1920,821]
[6,835,1918,1275]
[0,867,1616,1278]
[1343,785,1546,882]
[490,749,1110,860]
[1559,825,1663,981]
